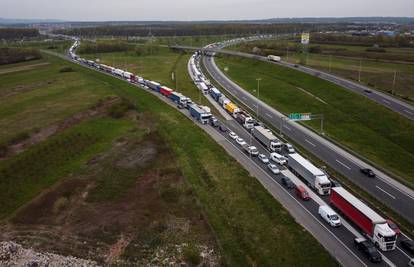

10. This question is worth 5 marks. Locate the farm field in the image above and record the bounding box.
[0,51,335,266]
[215,55,414,186]
[229,40,414,101]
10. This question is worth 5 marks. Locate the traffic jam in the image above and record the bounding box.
[188,42,413,266]
[68,38,413,266]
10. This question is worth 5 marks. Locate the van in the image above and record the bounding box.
[270,153,287,165]
[318,205,341,227]
[295,185,310,201]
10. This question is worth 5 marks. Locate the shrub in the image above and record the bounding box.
[59,66,74,73]
[0,47,42,65]
[183,244,201,266]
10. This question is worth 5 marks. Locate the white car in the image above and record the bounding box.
[236,137,247,146]
[270,153,287,165]
[229,131,238,139]
[258,154,269,164]
[268,163,280,174]
[285,143,295,153]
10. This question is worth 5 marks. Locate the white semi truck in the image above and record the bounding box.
[267,55,281,62]
[288,153,331,195]
[251,126,282,152]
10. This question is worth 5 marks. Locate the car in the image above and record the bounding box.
[364,89,373,93]
[210,117,220,127]
[177,104,184,109]
[268,163,280,175]
[330,179,342,188]
[245,145,259,156]
[360,168,376,178]
[219,124,227,132]
[236,137,247,146]
[354,237,382,263]
[409,258,414,267]
[318,205,341,227]
[258,154,269,164]
[229,131,238,139]
[400,239,414,254]
[281,177,295,189]
[295,185,311,200]
[270,152,287,165]
[284,143,295,153]
[294,64,299,68]
[386,219,400,236]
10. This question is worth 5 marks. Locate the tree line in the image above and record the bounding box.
[0,28,40,40]
[0,47,42,65]
[309,33,413,48]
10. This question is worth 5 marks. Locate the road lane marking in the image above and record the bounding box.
[305,139,316,147]
[404,109,413,115]
[335,159,351,170]
[376,186,396,200]
[265,113,273,118]
[396,246,412,260]
[382,99,391,104]
[283,125,291,131]
[242,96,247,100]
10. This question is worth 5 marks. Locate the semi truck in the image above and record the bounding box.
[251,126,282,152]
[113,69,125,77]
[160,86,174,97]
[210,88,222,101]
[189,104,212,124]
[267,55,281,62]
[199,82,209,94]
[225,102,240,115]
[146,81,161,92]
[170,92,189,106]
[235,111,255,129]
[287,153,331,195]
[218,96,230,107]
[330,187,397,251]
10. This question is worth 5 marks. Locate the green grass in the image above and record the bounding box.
[0,56,115,144]
[0,49,336,265]
[216,55,414,186]
[0,117,134,218]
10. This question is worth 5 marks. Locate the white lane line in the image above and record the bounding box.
[404,109,414,115]
[242,96,247,100]
[305,139,316,147]
[382,99,391,104]
[376,186,396,200]
[283,125,291,131]
[265,113,273,118]
[335,159,351,170]
[397,246,412,260]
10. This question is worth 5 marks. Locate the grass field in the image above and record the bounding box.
[215,55,414,186]
[0,49,336,265]
[229,39,414,101]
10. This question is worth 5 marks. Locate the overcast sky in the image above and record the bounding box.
[1,0,414,21]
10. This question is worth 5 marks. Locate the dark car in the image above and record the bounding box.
[354,237,382,263]
[294,64,299,68]
[330,179,342,188]
[364,89,373,93]
[400,239,414,254]
[219,124,227,132]
[281,177,295,189]
[360,168,376,178]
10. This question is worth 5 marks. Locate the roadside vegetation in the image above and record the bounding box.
[215,55,414,186]
[230,37,414,101]
[0,47,42,65]
[0,46,336,265]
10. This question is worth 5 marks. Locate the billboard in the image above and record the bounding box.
[301,33,310,45]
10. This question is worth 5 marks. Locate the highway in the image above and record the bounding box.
[201,53,414,226]
[170,44,414,121]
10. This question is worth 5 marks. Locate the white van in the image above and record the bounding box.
[270,153,287,165]
[318,205,341,227]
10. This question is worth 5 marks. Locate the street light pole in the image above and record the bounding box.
[256,78,261,119]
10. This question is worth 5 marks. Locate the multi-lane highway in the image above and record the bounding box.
[201,54,414,226]
[170,44,414,121]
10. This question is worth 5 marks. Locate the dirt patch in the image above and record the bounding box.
[0,131,218,265]
[0,62,50,75]
[0,96,122,160]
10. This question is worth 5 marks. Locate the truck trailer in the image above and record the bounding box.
[287,153,331,195]
[146,81,161,92]
[160,86,174,97]
[225,102,240,115]
[251,126,282,152]
[170,92,189,106]
[189,104,212,124]
[330,187,396,251]
[210,88,222,102]
[235,111,255,129]
[267,55,281,62]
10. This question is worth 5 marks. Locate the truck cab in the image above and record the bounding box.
[372,223,397,251]
[315,174,331,195]
[270,140,282,152]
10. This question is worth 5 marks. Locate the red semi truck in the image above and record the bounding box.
[330,187,396,251]
[160,86,174,97]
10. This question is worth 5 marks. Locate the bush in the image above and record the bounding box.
[309,45,322,53]
[0,47,42,65]
[183,244,201,266]
[108,98,136,118]
[59,66,74,73]
[366,47,386,53]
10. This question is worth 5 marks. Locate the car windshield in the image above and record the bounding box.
[388,222,397,229]
[303,192,309,197]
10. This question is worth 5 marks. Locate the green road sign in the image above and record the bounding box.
[288,113,311,121]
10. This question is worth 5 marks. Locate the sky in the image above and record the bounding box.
[1,0,414,21]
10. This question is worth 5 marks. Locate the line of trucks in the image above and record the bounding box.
[190,46,398,252]
[69,40,212,126]
[69,38,398,253]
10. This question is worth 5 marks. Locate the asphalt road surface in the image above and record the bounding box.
[201,54,414,226]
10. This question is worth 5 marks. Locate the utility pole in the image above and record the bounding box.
[286,46,289,61]
[358,60,362,82]
[392,70,397,93]
[256,78,261,118]
[329,55,332,73]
